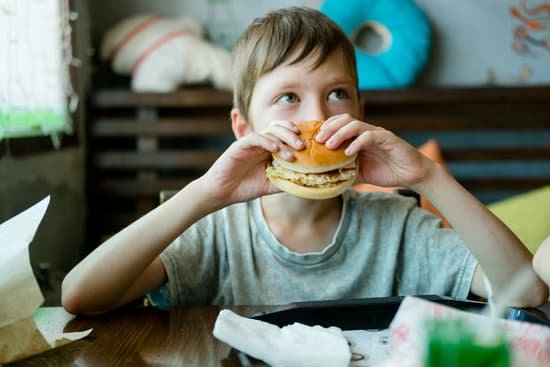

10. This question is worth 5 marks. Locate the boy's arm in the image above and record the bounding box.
[318,114,548,307]
[533,235,550,286]
[62,123,301,315]
[62,181,219,315]
[411,164,549,307]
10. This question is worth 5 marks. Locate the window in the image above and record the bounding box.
[0,0,76,148]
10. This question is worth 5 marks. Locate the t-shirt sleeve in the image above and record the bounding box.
[158,215,223,306]
[397,205,478,300]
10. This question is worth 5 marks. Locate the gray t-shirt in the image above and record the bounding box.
[159,190,477,306]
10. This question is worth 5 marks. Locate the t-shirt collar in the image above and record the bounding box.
[251,190,353,265]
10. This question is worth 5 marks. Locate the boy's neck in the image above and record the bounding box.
[259,193,343,253]
[260,193,341,222]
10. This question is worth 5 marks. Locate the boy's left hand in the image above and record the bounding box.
[315,114,434,190]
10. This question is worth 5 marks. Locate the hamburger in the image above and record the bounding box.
[265,120,358,200]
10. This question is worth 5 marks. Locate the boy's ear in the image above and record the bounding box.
[231,108,251,139]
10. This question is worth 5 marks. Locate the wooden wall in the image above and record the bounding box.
[87,86,550,248]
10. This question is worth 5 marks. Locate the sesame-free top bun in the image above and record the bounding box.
[272,120,356,173]
[266,120,358,200]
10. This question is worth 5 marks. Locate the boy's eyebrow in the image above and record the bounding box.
[273,77,356,90]
[329,78,356,86]
[272,81,300,90]
[324,75,357,85]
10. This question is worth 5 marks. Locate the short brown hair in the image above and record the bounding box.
[232,7,358,123]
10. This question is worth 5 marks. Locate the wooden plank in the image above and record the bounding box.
[94,212,142,233]
[93,88,233,108]
[364,103,550,117]
[94,178,550,199]
[367,114,550,131]
[94,150,550,171]
[360,86,550,105]
[364,106,550,121]
[0,134,79,158]
[93,87,550,108]
[93,116,550,135]
[96,178,193,196]
[92,118,233,137]
[442,147,550,161]
[94,150,223,169]
[88,86,550,248]
[461,178,550,191]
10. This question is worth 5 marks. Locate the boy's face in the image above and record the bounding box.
[246,50,361,131]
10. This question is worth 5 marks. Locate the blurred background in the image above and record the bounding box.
[1,0,549,306]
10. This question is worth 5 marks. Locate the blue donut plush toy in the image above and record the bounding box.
[321,0,431,89]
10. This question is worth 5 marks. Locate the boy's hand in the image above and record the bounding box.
[199,121,304,207]
[315,114,434,190]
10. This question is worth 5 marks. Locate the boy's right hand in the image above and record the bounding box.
[197,120,304,208]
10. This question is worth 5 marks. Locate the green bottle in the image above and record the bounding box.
[423,319,510,367]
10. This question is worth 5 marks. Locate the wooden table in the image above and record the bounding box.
[7,305,265,367]
[6,302,550,367]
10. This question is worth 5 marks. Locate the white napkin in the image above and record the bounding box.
[213,309,351,367]
[0,196,92,364]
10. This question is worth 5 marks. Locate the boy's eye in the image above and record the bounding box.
[277,93,298,105]
[328,89,348,100]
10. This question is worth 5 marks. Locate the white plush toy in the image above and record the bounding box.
[100,14,233,92]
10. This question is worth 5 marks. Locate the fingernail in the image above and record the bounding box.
[345,147,353,155]
[295,139,303,148]
[316,132,324,141]
[326,137,335,146]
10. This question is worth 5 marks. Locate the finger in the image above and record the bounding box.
[321,114,381,136]
[258,131,296,161]
[324,120,368,149]
[263,134,297,161]
[316,114,354,142]
[321,113,354,128]
[344,130,393,156]
[263,125,304,150]
[241,132,279,153]
[269,120,301,134]
[263,134,299,159]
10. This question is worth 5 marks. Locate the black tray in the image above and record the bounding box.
[237,295,550,366]
[251,295,550,329]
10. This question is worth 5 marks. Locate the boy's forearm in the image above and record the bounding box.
[411,164,547,306]
[62,178,222,313]
[533,236,550,286]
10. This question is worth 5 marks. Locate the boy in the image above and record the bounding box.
[62,7,547,314]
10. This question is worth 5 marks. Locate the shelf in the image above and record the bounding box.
[92,117,232,137]
[86,85,550,246]
[361,85,550,104]
[92,86,550,108]
[93,88,233,108]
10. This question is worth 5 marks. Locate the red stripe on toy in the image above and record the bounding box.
[131,30,193,75]
[109,16,161,61]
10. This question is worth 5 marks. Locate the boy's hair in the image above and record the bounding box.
[232,7,358,124]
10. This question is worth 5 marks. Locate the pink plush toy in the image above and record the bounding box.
[100,14,233,92]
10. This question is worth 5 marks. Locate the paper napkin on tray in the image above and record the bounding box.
[0,196,92,364]
[213,309,351,367]
[380,296,550,367]
[213,297,548,367]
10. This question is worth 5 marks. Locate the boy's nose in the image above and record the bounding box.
[303,101,328,122]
